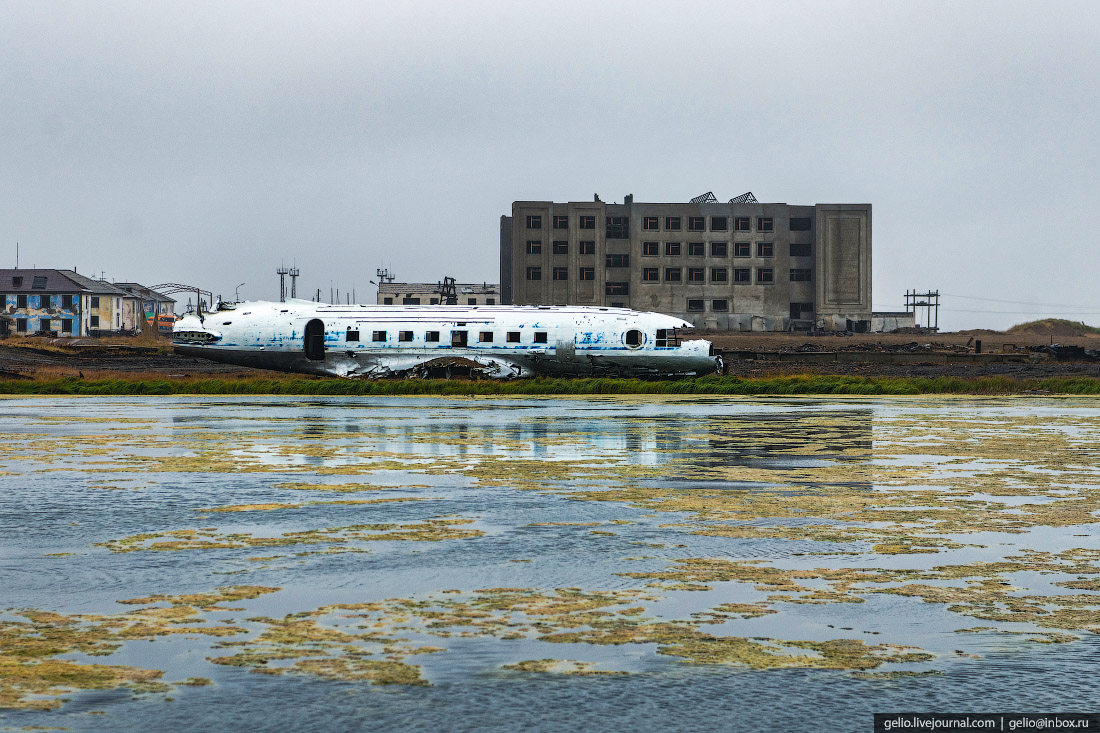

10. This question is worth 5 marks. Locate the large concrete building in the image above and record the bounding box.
[501,195,873,331]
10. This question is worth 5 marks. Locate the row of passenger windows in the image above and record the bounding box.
[525,215,813,233]
[525,241,812,258]
[345,329,550,345]
[526,267,813,283]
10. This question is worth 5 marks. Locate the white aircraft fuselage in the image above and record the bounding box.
[172,300,719,379]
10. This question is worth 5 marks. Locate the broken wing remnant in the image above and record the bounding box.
[172,301,718,379]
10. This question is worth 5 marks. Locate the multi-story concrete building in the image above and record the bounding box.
[501,195,872,331]
[377,281,499,306]
[0,269,153,337]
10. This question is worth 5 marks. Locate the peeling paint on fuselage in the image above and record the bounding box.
[174,300,718,378]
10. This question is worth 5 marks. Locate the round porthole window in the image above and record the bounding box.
[625,329,643,348]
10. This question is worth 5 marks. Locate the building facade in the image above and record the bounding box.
[0,270,158,337]
[377,282,500,306]
[501,196,872,331]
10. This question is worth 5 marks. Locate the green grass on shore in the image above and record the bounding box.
[2,374,1099,396]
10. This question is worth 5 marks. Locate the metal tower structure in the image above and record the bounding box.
[289,267,300,299]
[689,191,719,204]
[729,191,759,204]
[375,268,396,284]
[905,289,940,331]
[276,266,290,302]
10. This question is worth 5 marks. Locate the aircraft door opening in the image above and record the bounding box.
[304,319,326,361]
[451,330,468,347]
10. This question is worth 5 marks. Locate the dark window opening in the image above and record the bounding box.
[605,253,629,268]
[429,298,439,305]
[402,297,421,305]
[734,216,750,232]
[372,330,387,342]
[688,267,705,282]
[665,268,681,282]
[17,294,28,308]
[790,302,814,320]
[606,216,629,239]
[642,268,659,282]
[507,331,521,343]
[32,276,47,289]
[605,282,630,295]
[553,240,568,254]
[425,331,440,342]
[688,241,704,256]
[687,299,704,312]
[711,216,728,231]
[712,299,728,312]
[383,297,394,305]
[399,331,414,342]
[625,329,643,347]
[757,217,773,232]
[711,268,728,282]
[688,216,705,232]
[91,296,100,308]
[553,215,569,229]
[734,242,750,257]
[734,268,751,283]
[757,242,774,257]
[579,240,595,255]
[553,267,569,281]
[526,267,542,281]
[758,268,774,283]
[479,331,494,342]
[304,319,325,360]
[534,331,548,344]
[526,240,542,255]
[452,330,468,347]
[579,267,595,280]
[642,216,659,230]
[665,216,681,231]
[711,242,728,257]
[655,328,681,347]
[17,318,27,332]
[790,268,812,282]
[40,318,51,332]
[12,277,23,288]
[346,329,360,342]
[90,315,100,327]
[665,242,681,256]
[642,241,658,256]
[486,298,495,305]
[790,217,812,231]
[579,215,596,230]
[526,214,542,229]
[790,242,812,257]
[61,318,73,332]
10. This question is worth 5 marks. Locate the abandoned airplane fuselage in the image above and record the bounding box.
[172,301,719,379]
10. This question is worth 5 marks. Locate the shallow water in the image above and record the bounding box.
[1,395,1098,732]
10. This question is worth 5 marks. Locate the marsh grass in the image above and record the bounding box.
[2,373,1100,395]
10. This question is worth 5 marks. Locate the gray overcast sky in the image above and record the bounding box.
[2,0,1098,330]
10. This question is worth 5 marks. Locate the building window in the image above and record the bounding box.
[91,296,100,308]
[480,331,494,342]
[734,242,750,257]
[40,318,51,332]
[712,299,728,312]
[687,267,705,282]
[687,299,704,312]
[526,267,541,280]
[383,297,393,305]
[790,243,811,257]
[579,240,595,255]
[757,217,773,232]
[553,215,569,229]
[12,276,23,288]
[526,240,542,255]
[711,268,728,282]
[553,266,569,281]
[579,215,596,229]
[468,298,477,305]
[399,331,414,342]
[605,282,630,295]
[757,242,774,257]
[605,254,629,268]
[642,241,658,256]
[790,268,813,282]
[372,330,387,342]
[90,315,99,327]
[402,297,421,305]
[534,331,548,343]
[734,268,751,283]
[16,318,27,332]
[665,242,681,256]
[643,216,659,230]
[790,217,812,231]
[17,294,28,308]
[688,242,704,256]
[32,276,47,289]
[734,216,750,232]
[665,268,681,282]
[606,216,629,239]
[429,298,439,305]
[757,268,774,283]
[61,318,73,332]
[346,329,360,342]
[711,242,728,257]
[665,216,681,231]
[553,240,569,254]
[642,268,659,282]
[579,267,595,280]
[486,298,495,305]
[426,331,440,342]
[526,215,542,229]
[711,216,728,231]
[688,216,705,232]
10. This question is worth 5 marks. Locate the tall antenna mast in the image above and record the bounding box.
[289,267,300,299]
[276,265,290,302]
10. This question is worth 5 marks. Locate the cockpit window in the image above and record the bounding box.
[655,329,682,348]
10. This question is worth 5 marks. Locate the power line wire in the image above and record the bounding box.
[942,293,1096,310]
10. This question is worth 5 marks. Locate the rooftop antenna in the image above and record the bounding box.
[375,268,395,284]
[277,265,290,302]
[289,267,300,299]
[15,242,18,269]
